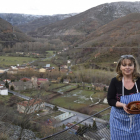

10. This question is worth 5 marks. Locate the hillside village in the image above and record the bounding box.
[1,1,140,140]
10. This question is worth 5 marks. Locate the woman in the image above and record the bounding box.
[107,55,140,140]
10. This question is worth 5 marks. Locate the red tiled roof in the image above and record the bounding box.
[20,77,31,81]
[0,84,4,86]
[66,123,79,130]
[17,99,43,107]
[3,79,11,82]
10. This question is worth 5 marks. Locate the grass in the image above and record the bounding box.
[46,51,54,55]
[68,89,105,98]
[38,59,58,69]
[51,97,86,110]
[43,51,55,60]
[20,89,51,98]
[0,56,37,67]
[43,61,58,68]
[49,83,67,89]
[0,93,13,105]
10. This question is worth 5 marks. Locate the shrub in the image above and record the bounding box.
[53,105,58,111]
[10,85,14,90]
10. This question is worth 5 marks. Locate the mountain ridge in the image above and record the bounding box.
[0,13,77,33]
[29,2,140,37]
[0,17,33,43]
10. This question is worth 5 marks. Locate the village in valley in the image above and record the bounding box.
[0,50,111,139]
[2,1,138,138]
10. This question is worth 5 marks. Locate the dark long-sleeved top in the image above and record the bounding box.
[107,77,140,107]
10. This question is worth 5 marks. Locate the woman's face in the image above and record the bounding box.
[120,59,135,76]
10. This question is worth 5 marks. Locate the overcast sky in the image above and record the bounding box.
[0,0,140,15]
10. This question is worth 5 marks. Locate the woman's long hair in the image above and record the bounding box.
[116,56,140,82]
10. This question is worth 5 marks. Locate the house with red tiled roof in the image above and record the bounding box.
[17,99,45,114]
[65,123,79,133]
[37,78,48,86]
[0,84,4,88]
[0,81,5,88]
[3,79,11,83]
[20,77,31,82]
[9,81,33,90]
[60,68,68,73]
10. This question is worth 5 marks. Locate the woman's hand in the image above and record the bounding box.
[122,104,130,114]
[116,101,130,114]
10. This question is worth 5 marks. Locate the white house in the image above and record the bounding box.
[11,66,18,70]
[0,88,8,95]
[63,79,69,84]
[54,112,74,121]
[0,69,9,73]
[67,60,71,64]
[0,84,4,88]
[46,64,50,67]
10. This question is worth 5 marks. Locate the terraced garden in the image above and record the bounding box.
[19,83,110,116]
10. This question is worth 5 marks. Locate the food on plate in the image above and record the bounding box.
[129,103,140,110]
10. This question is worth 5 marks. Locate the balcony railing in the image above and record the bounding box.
[40,106,111,140]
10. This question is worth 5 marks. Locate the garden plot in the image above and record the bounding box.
[50,84,66,89]
[54,85,77,94]
[67,90,100,104]
[50,89,106,110]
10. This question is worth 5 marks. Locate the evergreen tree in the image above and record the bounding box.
[88,124,92,130]
[5,80,9,88]
[76,126,82,136]
[62,124,65,129]
[60,78,63,83]
[10,85,14,91]
[92,120,97,130]
[77,123,89,136]
[104,86,107,91]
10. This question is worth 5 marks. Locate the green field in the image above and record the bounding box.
[0,93,13,104]
[50,87,106,110]
[46,51,54,55]
[0,56,37,67]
